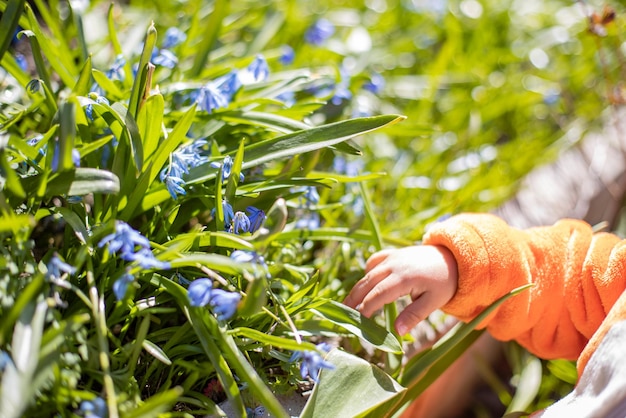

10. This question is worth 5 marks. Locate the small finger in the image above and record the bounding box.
[357,273,415,317]
[364,249,393,272]
[343,269,386,309]
[394,292,438,336]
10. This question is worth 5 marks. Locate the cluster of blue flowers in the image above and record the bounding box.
[195,54,270,113]
[290,342,335,382]
[98,221,170,299]
[45,253,76,280]
[213,201,266,235]
[79,397,107,418]
[160,139,209,199]
[187,278,242,321]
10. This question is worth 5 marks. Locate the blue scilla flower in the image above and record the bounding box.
[15,53,27,71]
[305,18,335,46]
[276,90,296,107]
[162,27,186,49]
[51,142,81,172]
[126,248,171,270]
[231,211,251,234]
[0,351,13,372]
[246,206,266,233]
[196,83,229,113]
[239,54,269,85]
[46,254,76,280]
[216,71,242,101]
[209,288,241,321]
[188,278,213,307]
[363,72,385,94]
[79,397,108,418]
[333,156,363,177]
[279,45,295,66]
[152,48,178,69]
[246,406,266,418]
[210,201,235,230]
[299,186,320,206]
[290,343,334,382]
[163,175,186,199]
[99,221,150,256]
[331,66,352,105]
[230,250,270,278]
[84,95,110,121]
[106,54,126,81]
[210,155,245,182]
[295,212,320,230]
[113,271,134,300]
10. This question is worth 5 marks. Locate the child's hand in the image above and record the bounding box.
[343,245,459,336]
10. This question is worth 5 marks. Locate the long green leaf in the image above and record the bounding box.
[310,300,402,354]
[229,327,318,352]
[187,114,405,185]
[44,167,120,196]
[0,0,26,63]
[190,0,228,76]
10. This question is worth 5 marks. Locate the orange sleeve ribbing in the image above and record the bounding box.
[422,213,626,367]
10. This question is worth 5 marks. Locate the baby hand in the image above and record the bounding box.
[343,245,458,336]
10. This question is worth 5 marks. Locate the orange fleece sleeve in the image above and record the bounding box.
[422,213,626,369]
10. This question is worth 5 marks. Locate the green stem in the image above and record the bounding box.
[86,260,118,418]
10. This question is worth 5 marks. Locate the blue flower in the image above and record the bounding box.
[196,83,229,113]
[162,27,186,48]
[0,351,13,372]
[279,45,295,65]
[232,211,251,234]
[79,397,108,418]
[246,206,266,232]
[239,54,269,84]
[46,254,77,280]
[305,18,335,45]
[188,278,213,307]
[125,248,171,270]
[210,155,244,182]
[230,250,270,278]
[209,288,241,321]
[98,221,150,257]
[216,71,242,101]
[246,406,266,418]
[15,53,27,71]
[290,343,334,382]
[106,54,126,81]
[152,48,178,69]
[113,271,134,300]
[363,72,385,94]
[295,212,320,230]
[211,201,235,230]
[163,175,186,199]
[300,186,320,206]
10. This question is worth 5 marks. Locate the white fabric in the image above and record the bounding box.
[534,320,626,418]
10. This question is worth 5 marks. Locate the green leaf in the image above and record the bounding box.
[122,387,184,418]
[71,56,93,97]
[190,0,228,76]
[310,300,403,354]
[51,206,88,244]
[142,339,172,366]
[45,168,120,196]
[505,354,542,414]
[168,253,248,276]
[299,349,405,418]
[0,0,26,64]
[137,93,165,164]
[128,22,157,118]
[187,114,405,185]
[229,327,318,352]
